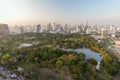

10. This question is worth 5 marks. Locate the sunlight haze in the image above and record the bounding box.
[0,0,120,26]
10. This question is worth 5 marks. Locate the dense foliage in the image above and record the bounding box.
[0,33,119,80]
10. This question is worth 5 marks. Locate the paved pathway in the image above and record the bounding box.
[113,67,120,80]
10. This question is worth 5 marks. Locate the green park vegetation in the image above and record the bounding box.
[0,33,119,80]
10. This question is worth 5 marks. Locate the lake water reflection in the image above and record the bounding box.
[62,48,103,62]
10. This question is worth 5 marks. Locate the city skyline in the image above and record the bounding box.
[0,0,120,26]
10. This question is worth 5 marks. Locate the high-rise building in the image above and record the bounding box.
[47,23,53,31]
[101,29,108,37]
[0,23,9,37]
[85,20,88,28]
[36,24,41,33]
[86,27,91,34]
[85,20,88,27]
[15,26,24,34]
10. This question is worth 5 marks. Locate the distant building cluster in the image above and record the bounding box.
[9,21,120,38]
[0,23,10,37]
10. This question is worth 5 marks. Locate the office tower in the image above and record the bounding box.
[85,20,88,30]
[0,23,10,37]
[15,26,24,34]
[36,24,41,33]
[86,27,91,34]
[85,20,88,27]
[101,29,108,37]
[53,22,57,31]
[63,24,69,33]
[47,23,53,31]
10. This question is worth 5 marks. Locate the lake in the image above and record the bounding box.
[62,48,103,62]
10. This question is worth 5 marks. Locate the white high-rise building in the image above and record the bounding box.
[86,27,91,34]
[101,29,108,37]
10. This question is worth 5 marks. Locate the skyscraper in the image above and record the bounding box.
[36,24,41,33]
[85,20,88,27]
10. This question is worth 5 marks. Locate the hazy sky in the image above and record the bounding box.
[0,0,120,26]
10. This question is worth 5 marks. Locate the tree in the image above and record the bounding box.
[1,53,11,63]
[78,53,85,61]
[87,58,97,65]
[56,60,63,68]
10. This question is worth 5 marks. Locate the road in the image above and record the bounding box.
[99,42,120,61]
[100,43,120,80]
[0,66,25,80]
